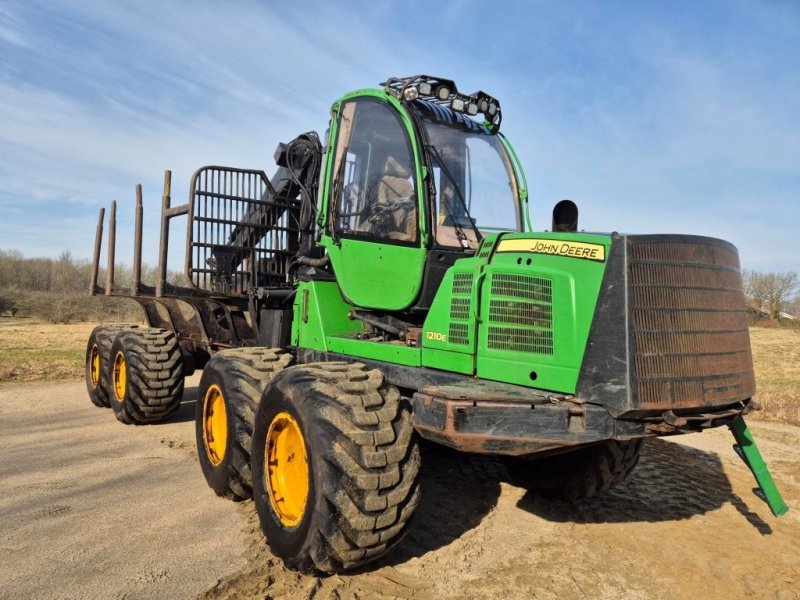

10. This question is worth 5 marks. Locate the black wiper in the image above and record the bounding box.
[427,145,483,248]
[330,145,349,243]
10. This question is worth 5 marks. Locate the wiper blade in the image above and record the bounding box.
[330,145,349,242]
[427,145,483,248]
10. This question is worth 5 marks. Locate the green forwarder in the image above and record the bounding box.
[85,75,787,575]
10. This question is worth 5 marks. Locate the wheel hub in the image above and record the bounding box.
[203,385,228,466]
[89,344,101,388]
[112,351,127,403]
[265,411,309,527]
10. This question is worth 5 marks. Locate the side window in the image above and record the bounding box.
[331,99,418,243]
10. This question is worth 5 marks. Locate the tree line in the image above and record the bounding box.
[0,249,182,323]
[1,248,797,325]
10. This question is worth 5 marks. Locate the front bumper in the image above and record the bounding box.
[410,379,749,457]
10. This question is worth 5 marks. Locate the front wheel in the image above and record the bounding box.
[251,362,421,574]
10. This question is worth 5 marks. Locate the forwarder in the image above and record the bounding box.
[85,75,787,574]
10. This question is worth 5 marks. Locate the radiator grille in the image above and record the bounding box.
[629,239,754,408]
[447,273,474,347]
[452,273,473,295]
[450,297,471,321]
[487,273,553,355]
[449,323,469,346]
[476,240,494,259]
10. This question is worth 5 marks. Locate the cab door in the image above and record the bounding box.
[321,96,427,311]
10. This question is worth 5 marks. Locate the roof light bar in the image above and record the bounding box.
[381,75,503,132]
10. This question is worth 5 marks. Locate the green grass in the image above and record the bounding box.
[748,326,800,425]
[1,320,798,425]
[0,320,97,382]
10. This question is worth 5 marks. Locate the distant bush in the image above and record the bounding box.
[0,248,181,324]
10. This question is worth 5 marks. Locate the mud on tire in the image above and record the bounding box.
[252,362,421,574]
[108,328,184,425]
[85,325,130,408]
[505,439,644,501]
[196,347,293,500]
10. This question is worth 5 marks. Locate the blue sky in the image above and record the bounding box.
[1,0,798,272]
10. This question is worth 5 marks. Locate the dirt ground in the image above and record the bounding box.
[1,378,799,600]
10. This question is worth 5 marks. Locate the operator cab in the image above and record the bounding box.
[319,75,527,314]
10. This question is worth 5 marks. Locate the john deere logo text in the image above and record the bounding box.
[496,239,606,262]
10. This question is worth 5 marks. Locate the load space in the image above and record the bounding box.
[84,75,787,574]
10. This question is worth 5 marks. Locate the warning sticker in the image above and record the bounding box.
[495,238,606,262]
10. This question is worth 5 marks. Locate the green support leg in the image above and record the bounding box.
[728,416,789,517]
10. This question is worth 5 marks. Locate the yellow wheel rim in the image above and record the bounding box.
[89,344,101,388]
[265,411,309,527]
[203,385,228,466]
[112,351,127,403]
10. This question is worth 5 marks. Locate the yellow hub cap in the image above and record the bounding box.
[265,411,309,527]
[203,385,228,466]
[89,345,101,388]
[112,351,127,403]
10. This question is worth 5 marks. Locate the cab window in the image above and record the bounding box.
[331,99,418,243]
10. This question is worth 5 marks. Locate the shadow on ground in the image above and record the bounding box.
[164,386,197,424]
[512,438,772,534]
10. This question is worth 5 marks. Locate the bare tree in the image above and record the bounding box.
[742,270,799,319]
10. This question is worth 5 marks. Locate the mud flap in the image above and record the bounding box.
[729,416,789,517]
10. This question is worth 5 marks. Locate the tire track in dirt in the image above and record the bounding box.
[201,432,800,600]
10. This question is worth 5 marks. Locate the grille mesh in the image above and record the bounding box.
[449,323,469,346]
[630,239,754,408]
[452,273,473,295]
[487,273,553,355]
[447,273,473,347]
[450,298,470,321]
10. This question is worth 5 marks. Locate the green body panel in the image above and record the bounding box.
[325,240,427,310]
[327,337,421,366]
[420,234,502,373]
[292,280,421,365]
[291,281,365,351]
[476,232,610,393]
[419,348,474,374]
[419,231,609,393]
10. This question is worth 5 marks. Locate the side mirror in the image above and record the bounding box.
[552,199,578,232]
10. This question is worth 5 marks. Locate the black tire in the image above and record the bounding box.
[252,362,421,574]
[85,325,129,408]
[195,347,293,500]
[108,328,184,425]
[504,439,644,501]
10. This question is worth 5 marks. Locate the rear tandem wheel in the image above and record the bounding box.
[108,328,185,425]
[85,325,129,408]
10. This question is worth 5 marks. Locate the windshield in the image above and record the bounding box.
[422,120,520,250]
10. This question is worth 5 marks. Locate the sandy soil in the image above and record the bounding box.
[2,379,798,600]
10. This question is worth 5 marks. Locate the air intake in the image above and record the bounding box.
[487,273,554,355]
